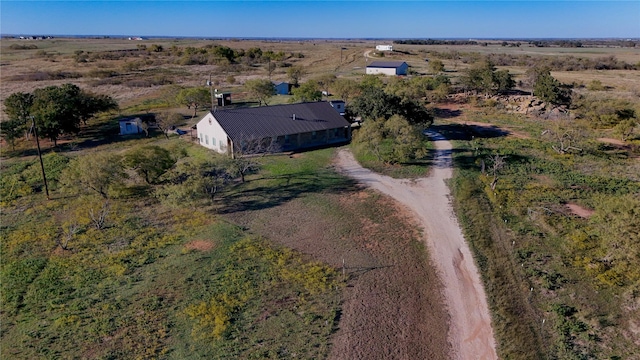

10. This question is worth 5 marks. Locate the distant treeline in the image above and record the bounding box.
[394,39,479,46]
[395,39,638,48]
[426,50,639,71]
[529,39,638,48]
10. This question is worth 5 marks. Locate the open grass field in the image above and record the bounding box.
[2,37,640,359]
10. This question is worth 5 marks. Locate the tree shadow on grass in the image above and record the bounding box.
[218,172,359,214]
[433,108,463,119]
[430,123,510,141]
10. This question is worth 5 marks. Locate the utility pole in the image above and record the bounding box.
[31,116,49,200]
[207,74,214,111]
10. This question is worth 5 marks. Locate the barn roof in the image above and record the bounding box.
[366,61,407,68]
[211,102,349,141]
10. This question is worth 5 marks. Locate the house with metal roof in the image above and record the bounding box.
[366,61,409,76]
[196,102,351,157]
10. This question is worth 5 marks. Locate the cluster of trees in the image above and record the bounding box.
[460,60,515,95]
[60,143,261,205]
[347,75,435,164]
[2,84,118,148]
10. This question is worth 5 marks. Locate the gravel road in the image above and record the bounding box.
[335,132,498,360]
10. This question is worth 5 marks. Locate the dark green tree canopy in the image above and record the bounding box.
[290,81,322,103]
[461,60,515,95]
[244,79,276,106]
[533,70,571,106]
[4,92,34,123]
[3,84,118,146]
[347,85,433,126]
[176,87,211,119]
[124,145,176,184]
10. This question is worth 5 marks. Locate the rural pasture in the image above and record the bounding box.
[1,37,639,359]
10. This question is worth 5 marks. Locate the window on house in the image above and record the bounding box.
[211,137,216,147]
[219,140,225,149]
[205,135,209,145]
[311,131,317,139]
[284,135,290,144]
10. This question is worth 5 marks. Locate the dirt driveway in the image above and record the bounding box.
[335,132,498,360]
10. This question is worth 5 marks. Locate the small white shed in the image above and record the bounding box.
[119,117,144,135]
[376,45,393,51]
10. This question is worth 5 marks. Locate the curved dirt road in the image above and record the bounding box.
[335,132,498,360]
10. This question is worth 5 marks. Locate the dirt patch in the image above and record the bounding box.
[598,137,626,146]
[566,203,595,218]
[183,240,215,252]
[224,189,451,359]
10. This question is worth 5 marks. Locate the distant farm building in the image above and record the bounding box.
[119,117,144,135]
[366,61,409,76]
[376,45,393,51]
[196,102,351,157]
[273,81,291,95]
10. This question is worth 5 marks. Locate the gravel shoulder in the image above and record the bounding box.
[335,133,498,360]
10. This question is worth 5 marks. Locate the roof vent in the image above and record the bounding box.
[293,113,296,120]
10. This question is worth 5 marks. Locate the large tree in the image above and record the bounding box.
[286,65,306,86]
[11,84,118,146]
[60,152,126,199]
[331,78,360,105]
[461,60,514,95]
[354,115,427,164]
[155,112,184,139]
[176,87,211,119]
[77,91,118,125]
[31,84,84,145]
[348,86,433,126]
[124,145,176,184]
[2,92,34,149]
[290,80,322,103]
[244,78,275,106]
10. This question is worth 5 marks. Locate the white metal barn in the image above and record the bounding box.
[375,45,393,51]
[366,61,409,76]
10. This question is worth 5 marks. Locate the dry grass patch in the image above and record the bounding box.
[183,240,215,252]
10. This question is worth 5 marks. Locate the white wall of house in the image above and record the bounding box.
[196,113,229,153]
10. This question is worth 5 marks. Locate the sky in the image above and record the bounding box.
[1,1,639,39]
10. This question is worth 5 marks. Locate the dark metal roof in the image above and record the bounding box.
[211,102,350,141]
[366,61,408,68]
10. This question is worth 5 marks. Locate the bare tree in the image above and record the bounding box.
[488,154,506,190]
[542,128,583,154]
[155,112,183,139]
[89,200,110,230]
[227,134,281,183]
[57,222,79,250]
